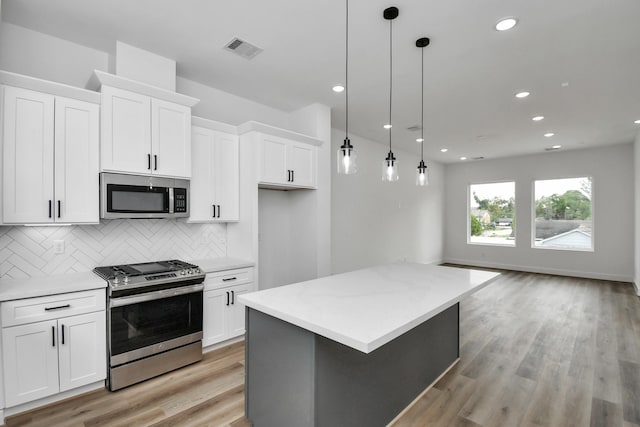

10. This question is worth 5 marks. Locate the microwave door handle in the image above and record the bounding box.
[169,187,174,214]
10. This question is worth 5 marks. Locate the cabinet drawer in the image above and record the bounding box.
[204,268,253,291]
[1,289,106,327]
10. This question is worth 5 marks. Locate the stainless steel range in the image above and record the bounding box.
[93,260,205,391]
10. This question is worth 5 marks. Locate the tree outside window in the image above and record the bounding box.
[533,177,592,250]
[468,182,515,246]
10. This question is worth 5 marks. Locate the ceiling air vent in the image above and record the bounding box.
[224,37,263,60]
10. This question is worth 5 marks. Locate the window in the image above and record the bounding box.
[469,182,515,246]
[533,177,592,250]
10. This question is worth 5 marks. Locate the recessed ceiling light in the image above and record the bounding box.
[515,91,530,99]
[383,124,392,129]
[460,156,468,161]
[552,145,562,149]
[440,148,448,153]
[332,85,345,93]
[495,17,518,31]
[544,132,555,137]
[634,119,640,124]
[532,116,544,121]
[561,82,569,87]
[416,138,424,143]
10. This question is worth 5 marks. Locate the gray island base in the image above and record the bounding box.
[245,304,460,427]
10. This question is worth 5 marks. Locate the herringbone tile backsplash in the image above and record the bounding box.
[0,220,226,279]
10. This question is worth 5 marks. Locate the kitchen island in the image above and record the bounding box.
[238,263,500,427]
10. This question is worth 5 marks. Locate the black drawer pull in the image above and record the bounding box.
[222,277,237,282]
[44,304,71,311]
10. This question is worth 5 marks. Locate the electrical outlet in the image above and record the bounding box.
[53,240,65,254]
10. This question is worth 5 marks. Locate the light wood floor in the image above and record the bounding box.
[5,269,640,427]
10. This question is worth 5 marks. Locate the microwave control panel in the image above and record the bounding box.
[174,188,188,213]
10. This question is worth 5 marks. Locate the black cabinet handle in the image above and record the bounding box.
[231,290,235,304]
[222,277,237,282]
[45,304,71,311]
[217,205,221,218]
[226,291,230,306]
[154,155,158,171]
[57,200,61,218]
[292,170,294,182]
[52,326,55,347]
[61,324,65,345]
[212,204,216,218]
[48,200,52,218]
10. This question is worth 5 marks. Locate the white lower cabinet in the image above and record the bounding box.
[1,290,106,408]
[202,268,254,347]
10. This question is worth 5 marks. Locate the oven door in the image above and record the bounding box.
[109,284,203,366]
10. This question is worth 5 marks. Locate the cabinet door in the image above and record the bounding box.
[101,86,151,175]
[54,97,100,223]
[2,320,59,407]
[2,86,55,224]
[58,312,106,392]
[259,136,288,185]
[189,126,216,222]
[151,98,191,178]
[228,284,253,338]
[202,288,230,346]
[289,142,317,188]
[214,131,240,221]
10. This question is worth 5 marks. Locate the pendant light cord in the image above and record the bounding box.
[345,0,349,138]
[421,45,424,161]
[389,18,393,152]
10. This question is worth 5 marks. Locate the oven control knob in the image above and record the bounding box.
[113,276,119,284]
[181,270,186,275]
[195,268,201,274]
[123,276,129,283]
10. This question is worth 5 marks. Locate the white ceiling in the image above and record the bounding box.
[3,0,640,163]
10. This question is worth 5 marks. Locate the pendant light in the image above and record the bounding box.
[337,0,357,175]
[382,6,399,182]
[416,37,430,186]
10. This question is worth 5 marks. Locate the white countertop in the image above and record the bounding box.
[0,271,107,302]
[188,257,254,274]
[239,263,500,353]
[0,257,254,302]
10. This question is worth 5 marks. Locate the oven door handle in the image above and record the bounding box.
[109,283,204,308]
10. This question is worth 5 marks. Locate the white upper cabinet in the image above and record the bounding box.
[1,85,99,224]
[151,98,191,177]
[257,134,318,189]
[189,121,239,222]
[101,86,191,178]
[101,86,151,175]
[54,97,100,223]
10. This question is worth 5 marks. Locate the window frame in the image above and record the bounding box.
[467,180,517,247]
[530,176,594,252]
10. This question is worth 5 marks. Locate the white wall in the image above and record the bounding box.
[0,22,110,88]
[444,144,635,282]
[634,132,640,294]
[331,130,445,274]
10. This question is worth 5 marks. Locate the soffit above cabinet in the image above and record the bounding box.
[192,116,238,135]
[238,121,322,147]
[0,70,100,104]
[91,70,199,107]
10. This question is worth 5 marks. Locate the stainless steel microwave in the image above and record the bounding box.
[100,173,189,219]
